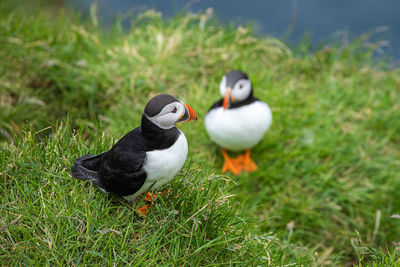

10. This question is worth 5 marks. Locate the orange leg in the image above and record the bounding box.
[137,192,159,216]
[221,148,243,175]
[242,149,258,172]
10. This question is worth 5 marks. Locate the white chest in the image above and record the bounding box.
[143,131,188,182]
[123,132,188,202]
[204,101,272,151]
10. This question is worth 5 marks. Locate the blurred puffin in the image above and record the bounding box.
[72,94,197,213]
[204,70,272,175]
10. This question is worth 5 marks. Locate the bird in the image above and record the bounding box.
[71,94,197,213]
[204,70,272,175]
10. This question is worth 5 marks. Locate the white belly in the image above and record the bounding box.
[123,132,188,201]
[204,101,272,151]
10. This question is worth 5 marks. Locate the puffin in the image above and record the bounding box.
[204,70,272,175]
[71,94,197,212]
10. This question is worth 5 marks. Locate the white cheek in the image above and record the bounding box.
[232,85,251,101]
[219,77,227,96]
[155,113,179,129]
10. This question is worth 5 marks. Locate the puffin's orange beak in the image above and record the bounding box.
[184,103,197,121]
[178,103,197,123]
[223,87,231,110]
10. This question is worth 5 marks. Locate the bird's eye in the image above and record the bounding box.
[172,107,177,113]
[239,84,243,89]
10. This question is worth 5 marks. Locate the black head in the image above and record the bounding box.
[219,70,253,109]
[144,94,178,117]
[143,94,197,129]
[225,70,249,88]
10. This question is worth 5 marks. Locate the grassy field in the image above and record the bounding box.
[1,2,400,266]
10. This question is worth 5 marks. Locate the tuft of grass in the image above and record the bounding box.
[1,2,399,266]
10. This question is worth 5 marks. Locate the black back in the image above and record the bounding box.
[113,115,180,151]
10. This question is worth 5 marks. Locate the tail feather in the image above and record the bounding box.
[72,154,108,192]
[71,154,98,181]
[71,153,107,193]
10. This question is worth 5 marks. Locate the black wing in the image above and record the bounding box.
[96,146,147,197]
[71,153,104,181]
[72,127,148,197]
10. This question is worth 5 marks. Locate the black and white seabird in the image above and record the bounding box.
[204,70,272,174]
[71,94,197,205]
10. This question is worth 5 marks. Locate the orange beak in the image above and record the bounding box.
[223,87,231,110]
[178,103,197,122]
[184,103,197,121]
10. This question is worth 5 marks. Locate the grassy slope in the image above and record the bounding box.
[1,3,400,266]
[1,124,288,266]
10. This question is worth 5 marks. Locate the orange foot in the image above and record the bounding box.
[145,192,158,202]
[137,203,150,216]
[241,149,258,172]
[221,148,243,175]
[137,192,159,216]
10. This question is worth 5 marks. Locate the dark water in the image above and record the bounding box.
[67,0,400,61]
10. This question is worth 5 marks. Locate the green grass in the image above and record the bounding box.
[1,124,290,265]
[1,2,400,266]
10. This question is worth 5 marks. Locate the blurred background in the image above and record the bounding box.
[67,0,400,61]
